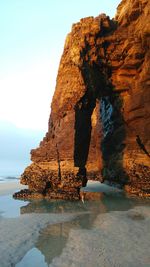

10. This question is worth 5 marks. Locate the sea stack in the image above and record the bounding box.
[14,0,150,200]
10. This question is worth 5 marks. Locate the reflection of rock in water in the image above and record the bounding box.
[20,192,150,223]
[20,193,147,218]
[101,195,135,212]
[20,198,106,218]
[20,199,69,214]
[20,192,148,266]
[35,206,106,266]
[35,222,71,265]
[15,210,106,266]
[20,198,108,264]
[18,194,150,266]
[101,194,150,213]
[35,217,102,265]
[50,206,150,267]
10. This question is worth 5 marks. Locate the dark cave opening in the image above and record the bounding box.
[43,181,52,195]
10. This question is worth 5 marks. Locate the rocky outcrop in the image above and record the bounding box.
[14,0,150,200]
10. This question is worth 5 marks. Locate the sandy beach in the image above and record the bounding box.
[50,206,150,267]
[0,181,150,267]
[0,181,89,267]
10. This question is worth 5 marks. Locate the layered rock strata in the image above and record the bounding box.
[14,0,150,200]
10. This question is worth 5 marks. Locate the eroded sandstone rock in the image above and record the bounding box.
[14,0,150,200]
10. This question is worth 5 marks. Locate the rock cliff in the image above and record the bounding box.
[14,0,150,200]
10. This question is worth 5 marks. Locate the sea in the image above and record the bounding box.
[0,159,30,182]
[0,175,20,183]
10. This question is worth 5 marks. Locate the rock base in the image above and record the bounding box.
[125,185,150,198]
[13,188,80,201]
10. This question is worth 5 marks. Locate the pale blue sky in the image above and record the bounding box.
[0,0,120,131]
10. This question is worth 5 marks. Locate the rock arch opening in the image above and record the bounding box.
[74,61,129,187]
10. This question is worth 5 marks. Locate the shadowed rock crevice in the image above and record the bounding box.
[74,94,96,169]
[136,135,150,158]
[74,93,96,187]
[100,93,129,186]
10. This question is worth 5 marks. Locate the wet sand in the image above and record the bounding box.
[50,206,150,267]
[0,181,150,267]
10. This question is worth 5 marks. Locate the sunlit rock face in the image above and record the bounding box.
[15,0,150,200]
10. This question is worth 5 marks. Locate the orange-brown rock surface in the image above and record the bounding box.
[14,0,150,200]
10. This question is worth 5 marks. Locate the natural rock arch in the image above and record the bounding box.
[14,0,150,200]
